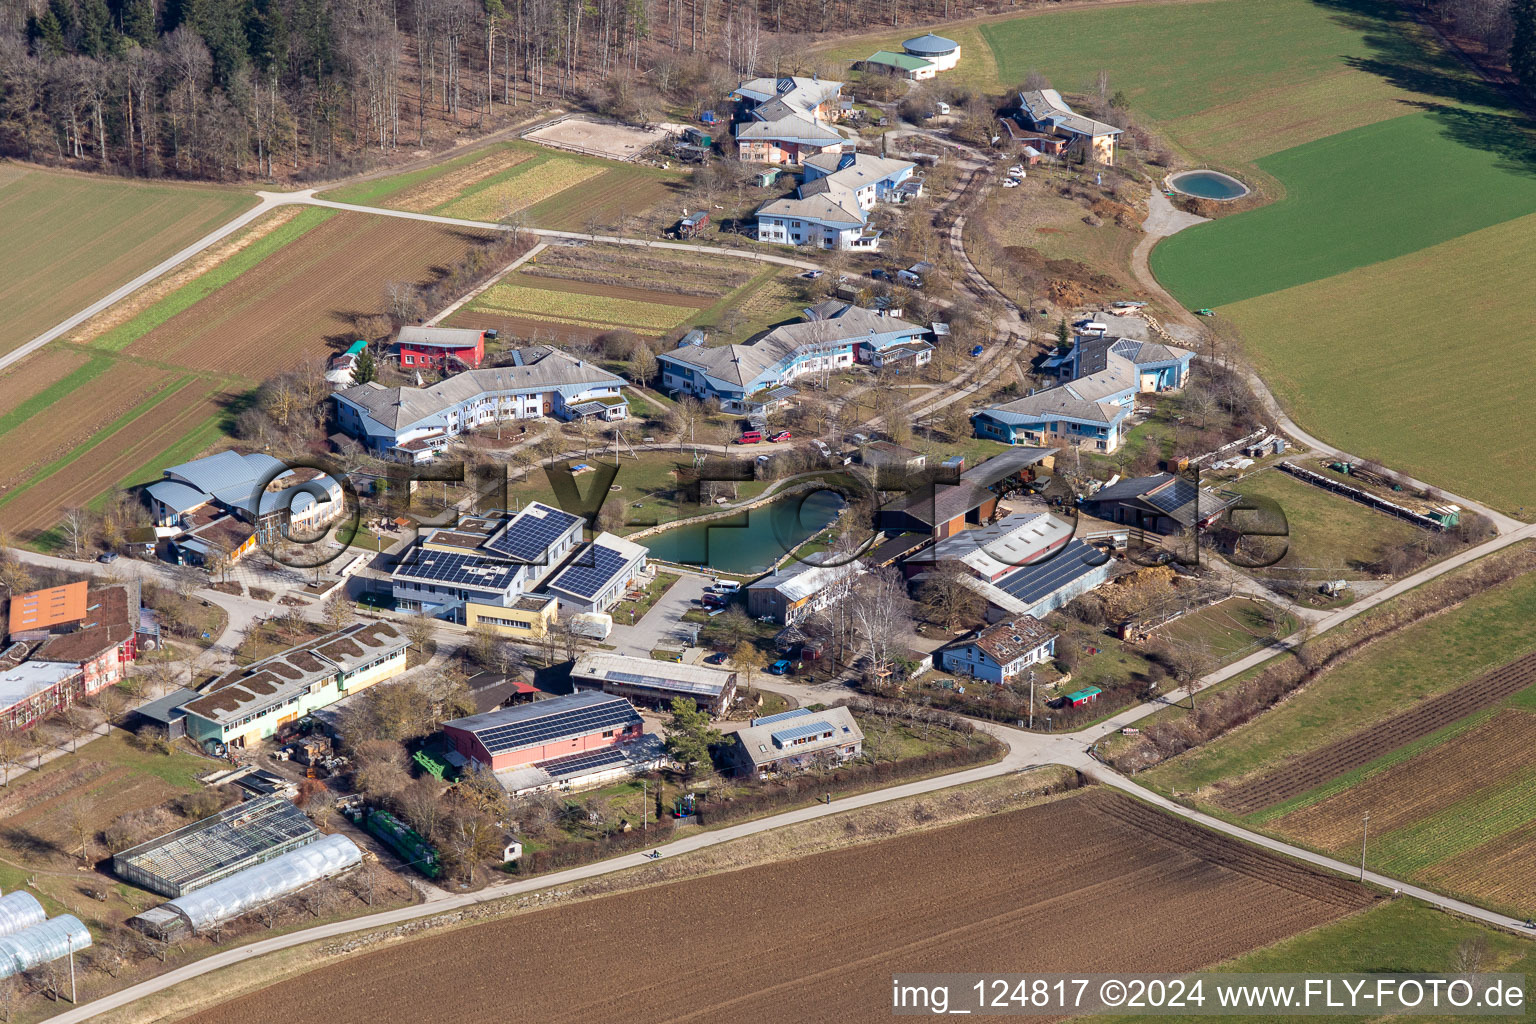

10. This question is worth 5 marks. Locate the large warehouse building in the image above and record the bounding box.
[443,692,644,773]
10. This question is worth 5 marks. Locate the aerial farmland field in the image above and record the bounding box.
[0,166,254,354]
[319,141,686,232]
[178,790,1372,1024]
[0,207,494,542]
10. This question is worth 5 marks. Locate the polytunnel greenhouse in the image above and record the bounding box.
[165,833,362,932]
[0,892,46,939]
[0,915,91,979]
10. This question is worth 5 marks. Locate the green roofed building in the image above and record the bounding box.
[1065,686,1102,708]
[862,50,936,80]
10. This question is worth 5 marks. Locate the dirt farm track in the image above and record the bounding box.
[182,791,1372,1024]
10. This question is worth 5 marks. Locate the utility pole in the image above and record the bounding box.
[642,780,648,831]
[1028,669,1035,729]
[1359,812,1369,882]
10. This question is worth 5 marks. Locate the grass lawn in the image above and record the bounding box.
[1229,469,1425,578]
[1104,898,1536,1024]
[1156,597,1294,666]
[1151,112,1536,309]
[0,167,254,354]
[1140,568,1536,796]
[1222,212,1536,516]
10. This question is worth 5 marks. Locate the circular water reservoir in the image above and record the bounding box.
[1169,170,1249,201]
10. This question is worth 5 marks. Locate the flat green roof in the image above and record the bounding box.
[864,50,934,72]
[1065,686,1103,701]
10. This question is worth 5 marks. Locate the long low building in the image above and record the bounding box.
[180,622,410,750]
[958,538,1114,622]
[333,347,629,462]
[542,532,649,614]
[571,652,737,717]
[746,555,864,626]
[901,512,1071,582]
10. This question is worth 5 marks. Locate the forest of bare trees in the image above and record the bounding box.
[0,0,1035,181]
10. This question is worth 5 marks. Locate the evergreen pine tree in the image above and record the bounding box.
[1056,317,1071,352]
[352,348,377,385]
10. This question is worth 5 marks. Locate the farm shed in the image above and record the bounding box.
[571,652,737,717]
[0,915,90,980]
[1065,686,1102,708]
[157,834,363,934]
[442,691,643,773]
[113,794,321,897]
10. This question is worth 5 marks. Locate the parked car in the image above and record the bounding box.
[768,659,793,675]
[769,430,792,443]
[735,430,763,444]
[871,268,891,281]
[971,345,985,357]
[713,580,741,593]
[1001,178,1019,188]
[705,651,730,665]
[1007,164,1025,177]
[97,552,119,563]
[801,269,823,279]
[701,593,727,609]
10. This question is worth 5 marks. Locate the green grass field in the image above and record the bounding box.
[1151,112,1536,308]
[1222,212,1536,515]
[1230,469,1425,577]
[1106,898,1536,1024]
[1141,568,1536,796]
[1157,597,1294,665]
[0,165,253,353]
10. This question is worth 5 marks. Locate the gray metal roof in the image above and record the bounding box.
[146,480,209,514]
[903,32,958,54]
[398,326,483,349]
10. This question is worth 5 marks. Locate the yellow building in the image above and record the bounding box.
[466,595,559,639]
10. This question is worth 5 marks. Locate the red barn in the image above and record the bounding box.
[396,326,486,371]
[441,691,643,772]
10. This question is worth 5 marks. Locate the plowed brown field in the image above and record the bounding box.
[125,212,495,377]
[1217,650,1536,814]
[0,362,172,490]
[0,348,89,418]
[0,381,227,537]
[1270,710,1536,848]
[183,790,1372,1024]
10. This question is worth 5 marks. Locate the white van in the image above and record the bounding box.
[712,580,741,594]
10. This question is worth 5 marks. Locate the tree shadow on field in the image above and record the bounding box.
[1312,0,1536,177]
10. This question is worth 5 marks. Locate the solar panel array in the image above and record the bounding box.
[547,542,635,600]
[751,708,813,728]
[394,550,521,590]
[606,669,722,697]
[537,745,629,781]
[771,720,835,745]
[466,697,640,755]
[995,539,1104,606]
[487,503,583,563]
[1145,478,1196,516]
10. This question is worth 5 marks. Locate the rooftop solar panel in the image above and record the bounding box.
[606,669,723,697]
[486,503,583,563]
[536,745,629,780]
[994,539,1105,606]
[456,694,641,755]
[1145,478,1196,515]
[393,549,522,590]
[751,708,813,728]
[771,720,836,745]
[547,542,636,600]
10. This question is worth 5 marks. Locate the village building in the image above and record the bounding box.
[657,303,929,409]
[954,539,1114,623]
[936,616,1059,684]
[755,151,917,251]
[571,652,737,717]
[390,503,585,619]
[902,512,1074,581]
[332,347,628,462]
[179,622,410,750]
[0,582,145,730]
[746,555,865,626]
[973,337,1192,453]
[731,76,846,165]
[394,326,487,371]
[1079,473,1242,536]
[1015,89,1123,164]
[542,532,649,615]
[728,706,864,777]
[145,450,345,566]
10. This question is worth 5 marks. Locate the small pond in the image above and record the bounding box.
[639,489,846,575]
[1169,170,1249,201]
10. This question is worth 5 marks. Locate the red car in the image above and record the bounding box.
[769,430,792,443]
[734,430,763,444]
